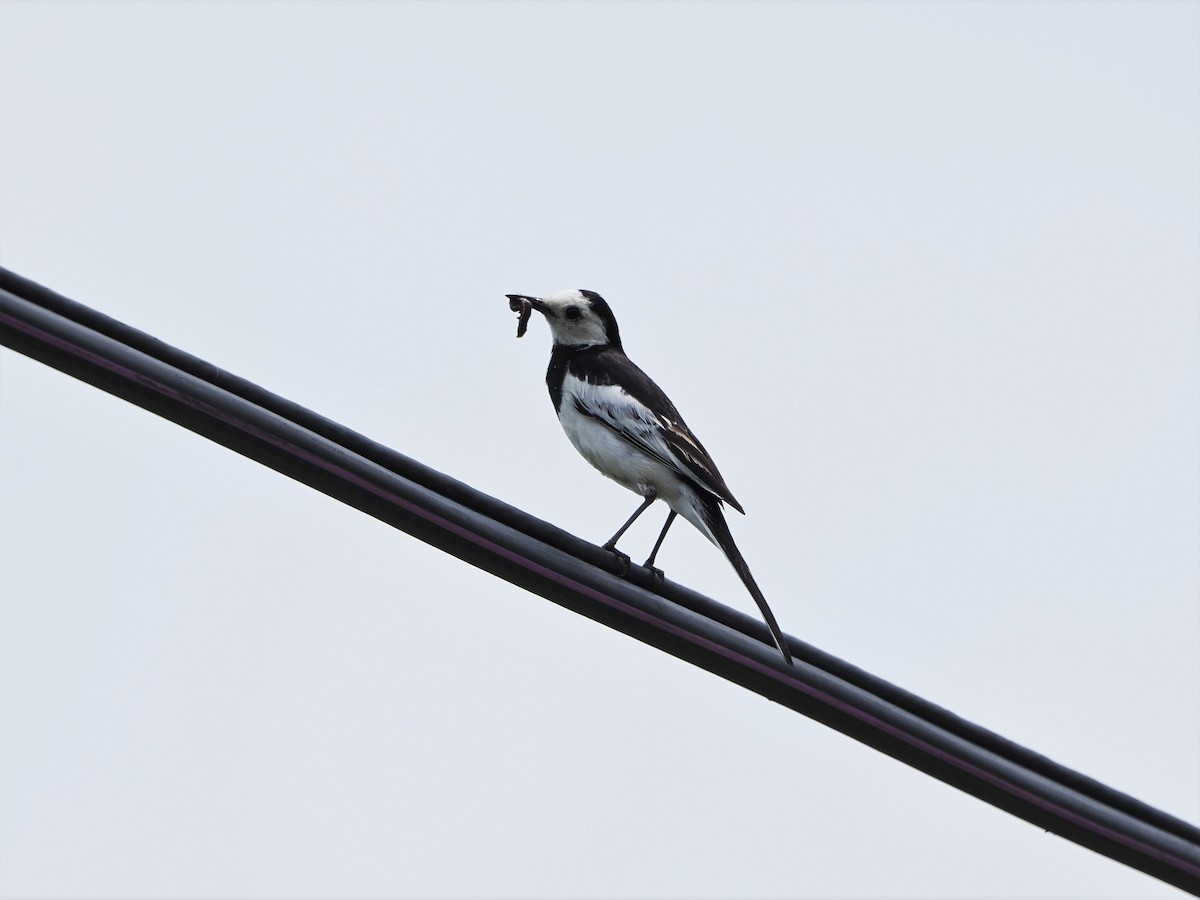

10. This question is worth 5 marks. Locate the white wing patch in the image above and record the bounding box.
[559,375,725,502]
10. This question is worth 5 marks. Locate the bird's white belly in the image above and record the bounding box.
[558,402,679,501]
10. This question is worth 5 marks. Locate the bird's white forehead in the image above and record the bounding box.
[542,289,589,308]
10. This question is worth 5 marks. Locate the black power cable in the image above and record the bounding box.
[2,267,1197,894]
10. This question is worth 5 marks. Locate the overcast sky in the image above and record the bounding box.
[1,1,1197,897]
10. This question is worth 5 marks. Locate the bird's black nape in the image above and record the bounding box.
[579,289,622,351]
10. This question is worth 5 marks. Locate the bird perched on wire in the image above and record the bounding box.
[506,289,793,667]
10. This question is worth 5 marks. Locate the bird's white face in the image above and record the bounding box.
[524,289,619,348]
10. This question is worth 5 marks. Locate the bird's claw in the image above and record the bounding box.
[603,543,631,576]
[643,564,666,587]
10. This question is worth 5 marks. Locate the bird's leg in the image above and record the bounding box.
[603,490,658,574]
[602,490,658,549]
[641,510,677,585]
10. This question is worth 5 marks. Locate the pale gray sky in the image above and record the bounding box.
[1,1,1197,897]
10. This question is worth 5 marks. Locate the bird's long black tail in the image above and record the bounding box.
[697,495,794,667]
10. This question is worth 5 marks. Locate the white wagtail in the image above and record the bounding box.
[506,289,793,667]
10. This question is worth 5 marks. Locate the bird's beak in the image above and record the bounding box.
[506,294,549,314]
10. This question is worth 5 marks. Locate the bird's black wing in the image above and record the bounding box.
[568,348,745,513]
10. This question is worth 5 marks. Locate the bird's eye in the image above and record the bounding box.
[564,306,582,321]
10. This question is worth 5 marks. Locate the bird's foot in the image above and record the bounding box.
[603,542,631,576]
[643,563,666,587]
